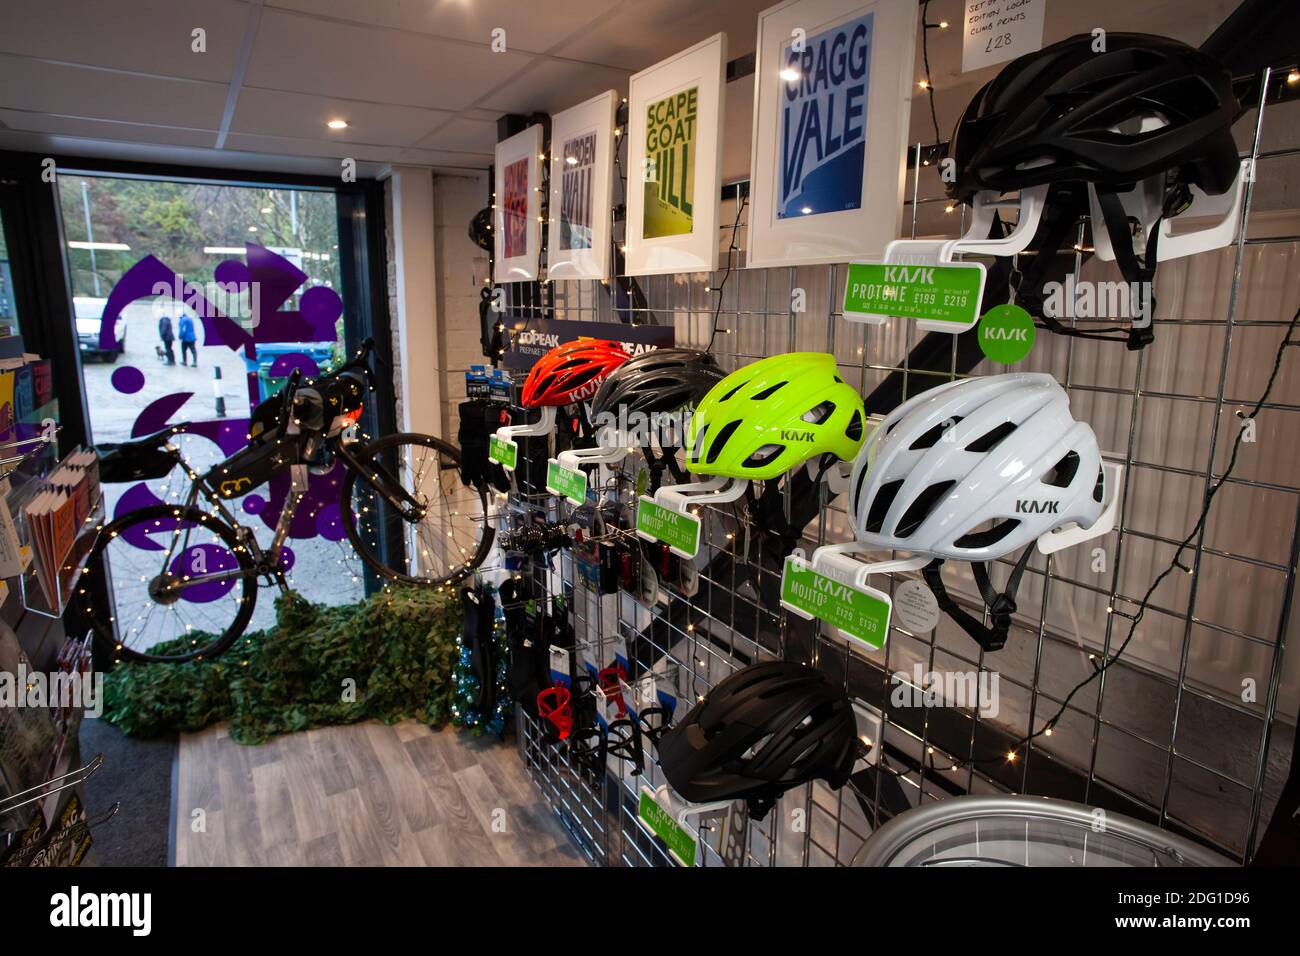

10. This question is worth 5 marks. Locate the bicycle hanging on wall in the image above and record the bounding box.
[83,339,494,664]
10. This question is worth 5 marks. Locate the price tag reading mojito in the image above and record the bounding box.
[637,789,697,867]
[780,556,892,650]
[635,496,701,559]
[842,261,986,332]
[546,459,588,504]
[488,435,518,471]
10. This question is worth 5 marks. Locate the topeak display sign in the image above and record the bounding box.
[501,318,675,373]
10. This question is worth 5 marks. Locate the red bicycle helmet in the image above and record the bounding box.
[521,338,631,408]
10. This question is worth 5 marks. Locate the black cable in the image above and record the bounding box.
[920,3,944,151]
[979,302,1300,767]
[706,194,749,354]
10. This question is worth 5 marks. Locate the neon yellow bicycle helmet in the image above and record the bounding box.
[684,353,866,480]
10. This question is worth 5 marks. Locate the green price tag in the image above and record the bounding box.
[780,557,892,650]
[637,790,697,867]
[546,460,588,504]
[843,261,986,331]
[977,303,1036,365]
[488,435,518,471]
[635,497,701,559]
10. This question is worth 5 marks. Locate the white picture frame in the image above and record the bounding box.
[547,90,619,281]
[625,33,727,276]
[746,0,916,268]
[494,124,544,281]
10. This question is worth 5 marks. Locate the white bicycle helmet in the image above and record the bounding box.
[849,373,1105,651]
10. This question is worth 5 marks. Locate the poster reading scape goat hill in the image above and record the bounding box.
[502,157,530,259]
[560,131,597,250]
[776,11,873,219]
[643,87,699,239]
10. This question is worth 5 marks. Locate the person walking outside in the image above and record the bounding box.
[158,313,175,365]
[178,312,198,367]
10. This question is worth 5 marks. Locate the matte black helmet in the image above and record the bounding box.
[590,347,723,419]
[948,33,1241,204]
[656,661,858,819]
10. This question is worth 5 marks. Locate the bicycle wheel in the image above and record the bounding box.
[83,505,258,663]
[340,432,493,587]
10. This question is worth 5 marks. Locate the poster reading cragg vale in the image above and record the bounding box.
[560,131,597,250]
[776,12,873,220]
[643,87,698,239]
[503,157,530,258]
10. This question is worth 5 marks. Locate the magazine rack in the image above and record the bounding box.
[19,493,103,619]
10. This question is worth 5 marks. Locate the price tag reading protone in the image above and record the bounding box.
[635,496,701,559]
[545,459,587,504]
[489,435,518,471]
[780,556,892,650]
[842,261,987,333]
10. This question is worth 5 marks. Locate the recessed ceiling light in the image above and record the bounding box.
[327,119,348,130]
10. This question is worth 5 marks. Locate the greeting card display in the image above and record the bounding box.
[747,0,915,267]
[548,91,619,281]
[494,125,545,281]
[625,34,727,276]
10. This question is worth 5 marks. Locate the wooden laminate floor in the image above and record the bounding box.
[172,720,587,867]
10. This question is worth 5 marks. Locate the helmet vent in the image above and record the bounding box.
[911,416,963,450]
[751,382,787,401]
[562,366,602,391]
[743,444,784,468]
[801,400,836,425]
[896,481,956,538]
[1043,450,1081,488]
[864,479,903,534]
[719,382,745,402]
[707,420,741,465]
[954,518,1022,550]
[1093,465,1106,503]
[846,410,863,442]
[965,420,1017,453]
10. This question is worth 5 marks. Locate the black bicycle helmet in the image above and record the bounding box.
[948,33,1241,349]
[949,33,1240,203]
[590,347,723,420]
[656,660,858,819]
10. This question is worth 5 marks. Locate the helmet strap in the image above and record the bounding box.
[921,546,1034,652]
[1092,185,1160,350]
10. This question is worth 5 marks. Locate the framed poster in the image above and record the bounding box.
[494,124,544,281]
[747,0,916,268]
[548,90,619,281]
[625,33,727,276]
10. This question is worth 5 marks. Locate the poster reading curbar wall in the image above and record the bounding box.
[747,0,916,267]
[624,33,727,276]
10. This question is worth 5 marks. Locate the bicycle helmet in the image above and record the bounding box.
[656,660,858,820]
[590,347,724,419]
[849,373,1105,651]
[521,338,631,408]
[684,353,866,481]
[948,33,1241,349]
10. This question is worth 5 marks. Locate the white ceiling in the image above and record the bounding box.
[0,0,776,176]
[0,0,1268,183]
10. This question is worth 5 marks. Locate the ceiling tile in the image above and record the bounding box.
[476,59,629,116]
[243,8,534,111]
[0,0,248,82]
[265,0,623,53]
[412,116,497,153]
[0,54,229,128]
[231,86,452,146]
[552,0,771,70]
[0,109,218,148]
